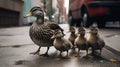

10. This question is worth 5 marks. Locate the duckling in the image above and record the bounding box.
[51,30,73,58]
[68,26,77,49]
[88,25,105,56]
[74,26,89,57]
[24,6,64,57]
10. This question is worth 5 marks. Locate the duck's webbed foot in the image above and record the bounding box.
[40,53,49,57]
[30,51,40,55]
[40,47,50,57]
[30,47,41,55]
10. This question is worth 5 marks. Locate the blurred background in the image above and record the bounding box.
[0,0,69,27]
[0,0,120,67]
[0,0,120,28]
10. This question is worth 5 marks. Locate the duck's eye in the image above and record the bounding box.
[31,9,37,12]
[39,9,43,12]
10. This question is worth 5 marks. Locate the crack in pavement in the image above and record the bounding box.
[105,34,120,38]
[0,44,33,48]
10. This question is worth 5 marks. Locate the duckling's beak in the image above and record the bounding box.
[24,12,32,18]
[86,32,91,33]
[77,32,80,34]
[67,30,74,33]
[63,33,65,36]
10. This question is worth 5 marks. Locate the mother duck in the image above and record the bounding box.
[25,6,63,57]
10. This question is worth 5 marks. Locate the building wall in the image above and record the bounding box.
[0,0,24,26]
[58,0,66,23]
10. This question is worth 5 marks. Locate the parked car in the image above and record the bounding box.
[69,0,120,28]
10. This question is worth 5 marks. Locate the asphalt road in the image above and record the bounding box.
[0,24,120,67]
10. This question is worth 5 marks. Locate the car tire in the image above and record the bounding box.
[82,9,92,28]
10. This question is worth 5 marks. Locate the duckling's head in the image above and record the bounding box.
[89,26,98,35]
[25,6,44,18]
[77,26,85,35]
[69,26,75,33]
[51,30,65,39]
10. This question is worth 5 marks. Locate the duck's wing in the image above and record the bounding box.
[98,38,105,48]
[63,39,73,49]
[45,22,64,31]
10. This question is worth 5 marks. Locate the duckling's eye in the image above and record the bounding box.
[54,32,58,35]
[82,30,85,31]
[91,29,95,30]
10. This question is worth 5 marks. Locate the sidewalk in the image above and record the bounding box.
[0,24,120,67]
[0,26,33,47]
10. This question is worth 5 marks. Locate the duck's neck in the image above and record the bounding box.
[36,17,44,24]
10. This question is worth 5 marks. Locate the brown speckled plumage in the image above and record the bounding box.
[29,22,55,47]
[88,26,105,56]
[68,26,77,48]
[51,30,72,58]
[74,26,89,57]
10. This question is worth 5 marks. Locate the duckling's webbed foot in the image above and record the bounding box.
[30,47,41,55]
[75,49,80,57]
[75,54,80,57]
[83,54,92,59]
[88,48,96,56]
[97,49,102,57]
[58,51,63,58]
[64,51,70,59]
[64,55,70,59]
[84,50,91,59]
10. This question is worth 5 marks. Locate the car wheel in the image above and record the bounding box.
[82,9,92,28]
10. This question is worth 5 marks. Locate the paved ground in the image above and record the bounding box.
[0,24,120,67]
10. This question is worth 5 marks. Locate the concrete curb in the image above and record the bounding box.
[105,45,120,56]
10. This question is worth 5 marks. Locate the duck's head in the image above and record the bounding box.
[24,6,44,18]
[51,30,65,39]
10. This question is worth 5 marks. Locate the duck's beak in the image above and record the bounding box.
[24,12,32,18]
[51,35,55,39]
